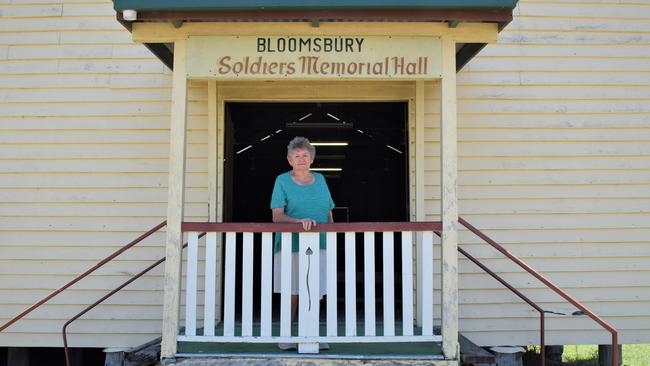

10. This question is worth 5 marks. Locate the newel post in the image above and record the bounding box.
[440,35,460,361]
[161,38,189,360]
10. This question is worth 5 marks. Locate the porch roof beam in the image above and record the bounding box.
[113,0,518,12]
[124,9,512,23]
[131,22,498,44]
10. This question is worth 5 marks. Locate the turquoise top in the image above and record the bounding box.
[270,172,335,252]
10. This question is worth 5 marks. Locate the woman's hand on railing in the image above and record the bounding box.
[299,218,317,231]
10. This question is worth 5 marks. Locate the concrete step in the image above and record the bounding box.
[161,358,455,366]
[115,332,492,366]
[459,333,496,365]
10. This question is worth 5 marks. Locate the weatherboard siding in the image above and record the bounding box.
[0,0,648,349]
[423,0,650,346]
[0,0,208,347]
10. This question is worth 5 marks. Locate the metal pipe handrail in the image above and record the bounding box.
[62,233,205,366]
[0,220,167,333]
[435,230,548,364]
[457,245,547,365]
[458,216,618,366]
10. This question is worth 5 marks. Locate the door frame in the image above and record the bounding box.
[206,80,425,323]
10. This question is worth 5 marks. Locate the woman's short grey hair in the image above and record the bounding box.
[287,136,315,158]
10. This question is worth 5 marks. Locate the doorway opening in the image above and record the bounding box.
[223,101,410,321]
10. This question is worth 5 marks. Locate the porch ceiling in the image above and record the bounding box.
[112,0,517,71]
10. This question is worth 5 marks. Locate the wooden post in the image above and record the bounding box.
[207,84,221,328]
[415,80,425,327]
[208,81,218,225]
[7,348,28,366]
[214,84,225,323]
[440,35,459,361]
[599,344,623,366]
[161,38,188,359]
[103,348,127,366]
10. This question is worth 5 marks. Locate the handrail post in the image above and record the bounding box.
[612,332,618,366]
[540,312,545,366]
[63,323,70,366]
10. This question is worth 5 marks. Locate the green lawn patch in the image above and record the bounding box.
[562,344,650,366]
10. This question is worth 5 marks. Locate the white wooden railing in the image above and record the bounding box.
[179,222,442,354]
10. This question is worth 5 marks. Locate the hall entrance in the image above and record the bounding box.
[223,101,410,321]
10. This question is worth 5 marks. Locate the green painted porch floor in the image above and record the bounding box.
[178,323,442,357]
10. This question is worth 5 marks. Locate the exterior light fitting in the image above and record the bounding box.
[122,9,137,21]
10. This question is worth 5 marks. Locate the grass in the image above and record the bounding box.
[562,345,598,365]
[562,344,650,366]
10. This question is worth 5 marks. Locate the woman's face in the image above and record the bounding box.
[287,148,314,171]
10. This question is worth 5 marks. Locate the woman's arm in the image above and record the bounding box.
[272,207,316,230]
[328,210,334,223]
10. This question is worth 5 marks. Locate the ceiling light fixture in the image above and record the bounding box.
[285,122,352,129]
[386,145,403,154]
[236,145,253,154]
[312,142,348,146]
[310,168,343,172]
[298,113,312,121]
[326,113,340,121]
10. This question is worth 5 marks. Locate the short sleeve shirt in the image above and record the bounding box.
[270,172,335,252]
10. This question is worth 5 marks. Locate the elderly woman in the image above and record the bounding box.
[271,136,334,350]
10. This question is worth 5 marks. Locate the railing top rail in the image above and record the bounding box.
[182,221,442,233]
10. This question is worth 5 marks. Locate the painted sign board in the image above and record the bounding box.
[186,36,442,80]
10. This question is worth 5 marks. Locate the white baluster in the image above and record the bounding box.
[241,232,254,337]
[203,232,217,336]
[260,232,273,337]
[421,231,434,336]
[223,232,236,336]
[345,232,356,336]
[280,232,292,337]
[383,231,395,336]
[402,231,414,336]
[326,232,337,337]
[364,232,376,336]
[184,232,198,336]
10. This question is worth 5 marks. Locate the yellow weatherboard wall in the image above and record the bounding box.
[0,0,649,349]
